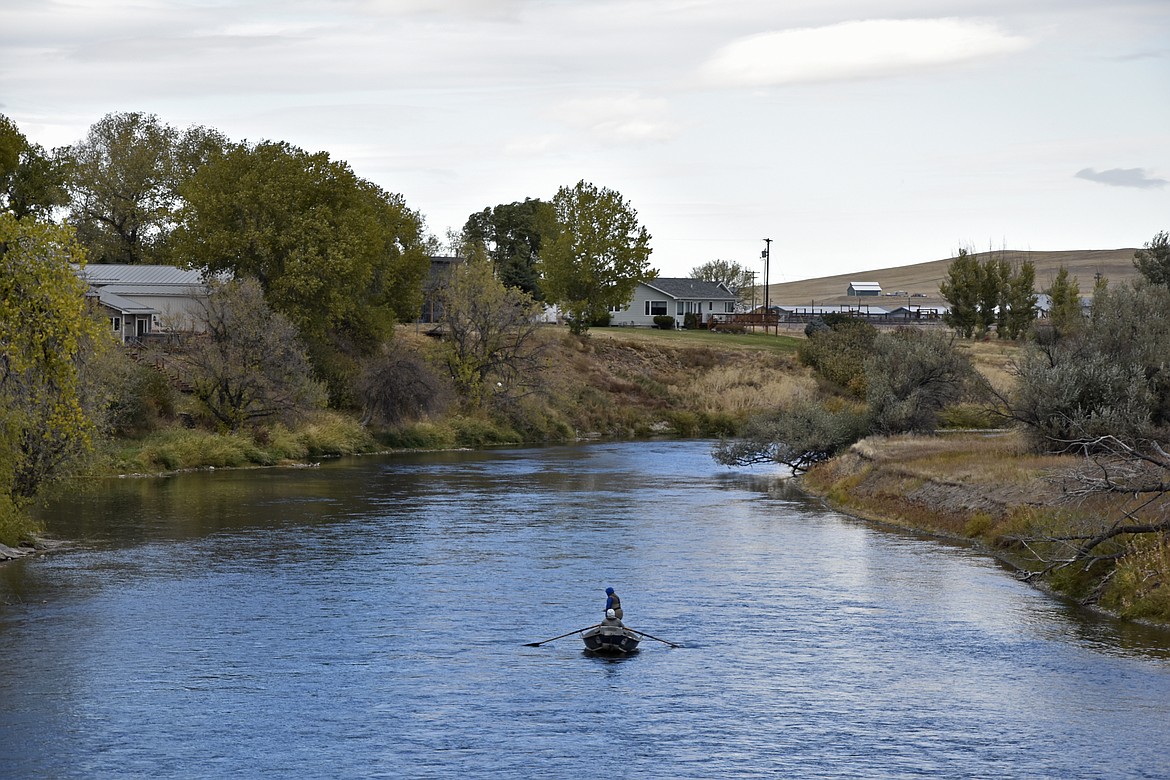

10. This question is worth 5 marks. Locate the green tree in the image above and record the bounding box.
[541,180,654,335]
[179,277,327,431]
[1046,266,1082,336]
[173,140,430,404]
[0,114,68,220]
[462,198,555,299]
[439,258,545,407]
[1133,230,1170,287]
[0,214,104,527]
[939,248,981,337]
[976,255,1002,335]
[1000,260,1037,340]
[690,259,753,305]
[64,112,225,264]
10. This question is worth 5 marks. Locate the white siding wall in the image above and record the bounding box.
[609,282,735,327]
[130,289,209,332]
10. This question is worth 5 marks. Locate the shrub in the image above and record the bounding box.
[712,393,870,472]
[683,312,701,330]
[0,494,42,547]
[797,318,876,396]
[865,328,977,434]
[357,342,451,426]
[450,415,521,447]
[653,315,675,330]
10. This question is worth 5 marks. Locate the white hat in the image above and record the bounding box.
[606,609,616,618]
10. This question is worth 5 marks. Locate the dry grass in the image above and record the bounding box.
[851,431,1069,486]
[679,364,816,414]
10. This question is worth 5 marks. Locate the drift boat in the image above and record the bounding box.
[581,624,640,655]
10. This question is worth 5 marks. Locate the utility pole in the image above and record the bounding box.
[761,238,771,312]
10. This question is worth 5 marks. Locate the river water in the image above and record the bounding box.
[2,442,1168,779]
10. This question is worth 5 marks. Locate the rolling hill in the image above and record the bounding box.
[762,248,1141,308]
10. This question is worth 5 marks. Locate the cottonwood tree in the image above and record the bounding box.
[65,112,225,264]
[0,114,68,220]
[690,259,754,305]
[439,258,545,407]
[173,140,429,404]
[0,214,105,520]
[541,180,654,335]
[180,277,327,431]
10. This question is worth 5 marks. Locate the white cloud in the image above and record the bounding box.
[700,18,1030,87]
[552,93,678,145]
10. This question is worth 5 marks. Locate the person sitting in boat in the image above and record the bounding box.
[604,587,622,619]
[601,608,623,627]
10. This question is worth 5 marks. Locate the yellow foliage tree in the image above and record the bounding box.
[0,214,102,533]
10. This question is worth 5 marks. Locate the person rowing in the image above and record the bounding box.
[604,586,622,620]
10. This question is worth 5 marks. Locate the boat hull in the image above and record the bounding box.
[581,625,640,654]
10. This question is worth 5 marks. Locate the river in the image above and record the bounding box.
[2,441,1168,779]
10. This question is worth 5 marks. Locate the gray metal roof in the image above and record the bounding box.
[76,264,208,287]
[641,278,736,300]
[95,289,157,314]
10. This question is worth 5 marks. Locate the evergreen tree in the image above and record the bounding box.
[939,248,981,337]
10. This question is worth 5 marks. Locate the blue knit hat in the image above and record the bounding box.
[605,587,614,595]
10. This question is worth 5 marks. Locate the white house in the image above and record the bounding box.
[609,278,738,328]
[76,264,212,343]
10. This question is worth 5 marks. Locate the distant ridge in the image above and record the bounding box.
[764,248,1140,307]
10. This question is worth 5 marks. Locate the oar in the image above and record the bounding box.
[524,624,600,647]
[626,627,682,648]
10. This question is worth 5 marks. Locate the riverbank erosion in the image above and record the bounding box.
[800,432,1170,625]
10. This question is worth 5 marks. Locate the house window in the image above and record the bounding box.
[646,300,667,316]
[708,302,713,311]
[724,302,735,313]
[677,301,685,315]
[111,317,121,332]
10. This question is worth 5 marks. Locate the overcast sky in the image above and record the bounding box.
[3,0,1168,281]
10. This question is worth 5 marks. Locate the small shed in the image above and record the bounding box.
[847,281,883,296]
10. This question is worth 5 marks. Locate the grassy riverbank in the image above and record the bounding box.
[800,432,1170,625]
[81,326,807,478]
